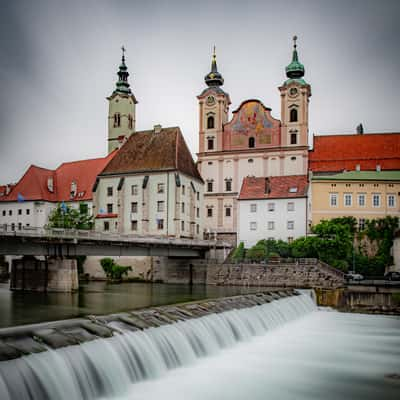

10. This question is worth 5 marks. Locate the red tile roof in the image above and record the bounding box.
[239,175,308,200]
[0,151,117,203]
[309,133,400,173]
[101,127,203,182]
[95,213,118,219]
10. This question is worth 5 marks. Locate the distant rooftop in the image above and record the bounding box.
[313,170,400,181]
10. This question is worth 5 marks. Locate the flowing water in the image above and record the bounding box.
[0,293,399,400]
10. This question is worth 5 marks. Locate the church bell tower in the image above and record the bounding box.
[107,47,138,153]
[279,36,311,148]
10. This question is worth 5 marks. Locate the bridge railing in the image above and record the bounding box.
[0,224,230,249]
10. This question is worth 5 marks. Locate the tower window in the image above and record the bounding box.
[290,133,297,145]
[248,137,255,148]
[128,114,133,129]
[207,116,215,129]
[225,179,232,192]
[290,108,298,122]
[225,207,231,217]
[207,138,214,150]
[207,181,213,192]
[114,113,121,128]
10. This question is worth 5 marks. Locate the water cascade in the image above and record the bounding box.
[0,293,316,399]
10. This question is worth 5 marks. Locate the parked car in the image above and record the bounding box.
[384,271,400,281]
[345,272,364,281]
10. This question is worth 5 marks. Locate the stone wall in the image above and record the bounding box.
[206,258,345,289]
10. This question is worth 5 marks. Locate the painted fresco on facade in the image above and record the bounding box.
[223,100,281,150]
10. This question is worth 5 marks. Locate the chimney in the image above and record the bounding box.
[376,164,381,172]
[154,124,162,134]
[356,164,360,172]
[356,123,364,134]
[47,177,54,192]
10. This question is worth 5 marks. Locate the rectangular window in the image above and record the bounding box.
[287,202,295,211]
[388,194,396,208]
[268,221,275,230]
[18,222,22,230]
[225,207,231,217]
[182,185,185,195]
[207,138,214,150]
[107,203,113,214]
[330,193,338,207]
[358,193,366,207]
[2,211,5,216]
[107,187,113,196]
[131,202,138,213]
[250,204,257,213]
[268,203,275,212]
[104,221,110,231]
[207,181,213,192]
[181,202,185,213]
[196,207,200,218]
[196,192,200,201]
[290,133,297,145]
[181,221,185,231]
[287,221,294,230]
[250,222,257,231]
[131,220,138,231]
[131,185,138,195]
[207,208,213,217]
[18,209,22,215]
[196,224,199,234]
[225,180,232,192]
[157,219,164,230]
[9,210,12,216]
[157,183,165,193]
[372,193,381,207]
[287,237,294,244]
[358,218,366,231]
[344,193,352,207]
[157,201,164,212]
[26,209,30,215]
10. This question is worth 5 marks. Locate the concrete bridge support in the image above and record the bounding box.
[10,257,78,292]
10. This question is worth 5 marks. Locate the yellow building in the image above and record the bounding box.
[311,171,400,228]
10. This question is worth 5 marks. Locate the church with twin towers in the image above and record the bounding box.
[103,38,311,245]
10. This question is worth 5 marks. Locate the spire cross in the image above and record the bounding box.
[213,45,216,59]
[293,35,298,49]
[121,45,126,61]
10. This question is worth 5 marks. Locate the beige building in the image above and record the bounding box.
[197,39,311,244]
[311,171,400,228]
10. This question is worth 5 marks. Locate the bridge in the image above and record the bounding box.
[0,226,231,258]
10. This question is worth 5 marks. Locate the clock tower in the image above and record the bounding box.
[279,36,311,148]
[197,47,231,154]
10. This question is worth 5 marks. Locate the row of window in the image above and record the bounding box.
[3,223,30,231]
[108,183,198,198]
[329,193,397,208]
[249,221,295,231]
[113,113,133,129]
[103,220,200,234]
[207,180,232,192]
[105,202,201,217]
[2,209,30,217]
[249,202,295,212]
[206,207,232,217]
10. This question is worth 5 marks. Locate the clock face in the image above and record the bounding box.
[289,88,298,97]
[206,95,216,106]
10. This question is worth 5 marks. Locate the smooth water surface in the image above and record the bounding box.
[0,281,263,328]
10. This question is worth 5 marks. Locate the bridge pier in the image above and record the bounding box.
[10,257,78,293]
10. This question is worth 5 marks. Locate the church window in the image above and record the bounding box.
[225,207,231,217]
[290,133,297,145]
[225,179,232,192]
[128,114,133,129]
[248,137,255,148]
[207,138,214,150]
[207,181,213,192]
[290,108,298,122]
[207,116,215,129]
[114,113,121,128]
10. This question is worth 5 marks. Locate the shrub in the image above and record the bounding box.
[100,258,132,282]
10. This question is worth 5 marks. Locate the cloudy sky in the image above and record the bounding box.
[0,0,399,183]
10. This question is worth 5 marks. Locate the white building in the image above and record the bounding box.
[94,126,204,239]
[238,175,308,248]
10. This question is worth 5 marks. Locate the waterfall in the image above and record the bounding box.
[0,293,316,400]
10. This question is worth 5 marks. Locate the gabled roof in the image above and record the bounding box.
[0,151,117,203]
[239,175,308,200]
[100,127,203,182]
[309,133,400,173]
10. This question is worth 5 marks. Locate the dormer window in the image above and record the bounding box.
[248,137,255,148]
[114,113,121,128]
[70,181,77,198]
[207,115,215,129]
[289,187,298,193]
[290,108,298,122]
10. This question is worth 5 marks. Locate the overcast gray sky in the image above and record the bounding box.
[0,0,399,183]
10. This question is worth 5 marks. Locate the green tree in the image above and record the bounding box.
[100,258,132,282]
[47,203,94,230]
[231,242,246,263]
[246,242,267,262]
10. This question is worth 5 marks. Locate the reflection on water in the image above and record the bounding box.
[0,281,262,328]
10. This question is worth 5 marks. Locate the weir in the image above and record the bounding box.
[0,290,316,400]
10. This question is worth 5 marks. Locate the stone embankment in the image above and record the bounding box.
[207,258,345,288]
[0,289,298,362]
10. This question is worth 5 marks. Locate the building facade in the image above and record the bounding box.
[197,39,311,245]
[238,175,308,247]
[94,126,204,238]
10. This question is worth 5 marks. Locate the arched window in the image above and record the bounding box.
[207,115,215,129]
[114,113,121,127]
[248,137,255,148]
[290,108,298,122]
[128,114,133,129]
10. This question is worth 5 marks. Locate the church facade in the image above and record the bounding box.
[197,39,311,244]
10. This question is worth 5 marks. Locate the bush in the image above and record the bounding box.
[231,242,246,263]
[100,258,132,282]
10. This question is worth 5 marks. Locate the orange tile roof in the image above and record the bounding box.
[101,127,203,182]
[239,175,308,200]
[309,133,400,173]
[0,151,117,203]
